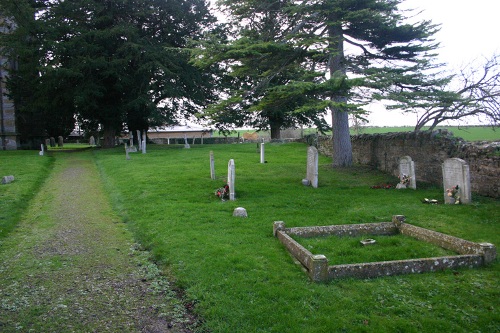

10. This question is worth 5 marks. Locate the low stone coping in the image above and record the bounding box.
[273,215,496,282]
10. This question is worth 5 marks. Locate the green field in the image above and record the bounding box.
[1,144,498,332]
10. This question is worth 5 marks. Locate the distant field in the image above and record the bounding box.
[213,126,499,142]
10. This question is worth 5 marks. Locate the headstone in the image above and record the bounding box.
[45,138,50,147]
[50,137,56,147]
[129,132,134,147]
[57,136,63,147]
[260,143,265,164]
[39,144,44,156]
[303,146,318,188]
[89,136,95,146]
[184,134,190,149]
[227,159,235,201]
[125,143,130,160]
[398,156,416,189]
[442,158,471,204]
[233,207,247,217]
[210,151,216,180]
[142,131,147,154]
[136,130,142,151]
[1,175,14,184]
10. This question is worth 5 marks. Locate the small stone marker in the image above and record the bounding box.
[39,143,44,156]
[227,159,235,201]
[210,151,216,180]
[1,175,14,184]
[89,136,95,146]
[303,146,318,188]
[50,137,56,147]
[184,134,190,149]
[398,156,416,189]
[233,207,247,217]
[57,136,64,147]
[260,143,265,164]
[442,158,471,204]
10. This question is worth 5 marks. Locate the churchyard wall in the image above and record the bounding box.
[311,130,500,198]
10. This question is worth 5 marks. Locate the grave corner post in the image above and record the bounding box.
[273,221,285,237]
[310,254,328,282]
[479,243,496,265]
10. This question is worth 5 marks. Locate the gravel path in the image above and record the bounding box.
[0,152,198,332]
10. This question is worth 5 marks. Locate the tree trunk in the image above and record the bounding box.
[102,125,116,148]
[270,123,281,139]
[328,15,352,167]
[331,103,353,167]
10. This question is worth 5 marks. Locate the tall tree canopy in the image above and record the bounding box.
[196,0,441,165]
[1,0,215,147]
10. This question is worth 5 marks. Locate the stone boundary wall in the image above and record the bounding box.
[311,130,500,198]
[273,216,496,282]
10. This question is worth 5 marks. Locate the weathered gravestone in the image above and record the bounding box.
[1,175,15,184]
[397,156,416,189]
[142,131,147,154]
[210,151,216,180]
[303,146,318,188]
[125,144,131,160]
[184,134,190,149]
[39,144,44,156]
[57,136,63,147]
[442,158,471,204]
[233,207,247,217]
[227,159,235,201]
[45,138,50,147]
[136,130,142,151]
[260,143,265,164]
[50,137,56,147]
[129,132,134,147]
[89,136,95,146]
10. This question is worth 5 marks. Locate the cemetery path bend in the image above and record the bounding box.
[0,151,194,332]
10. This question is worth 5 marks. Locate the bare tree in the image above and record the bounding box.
[413,54,500,131]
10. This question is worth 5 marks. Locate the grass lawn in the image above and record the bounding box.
[0,151,54,241]
[91,143,499,332]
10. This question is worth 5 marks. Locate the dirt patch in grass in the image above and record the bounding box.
[0,152,201,332]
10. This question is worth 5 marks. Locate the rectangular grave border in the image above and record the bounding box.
[273,215,496,282]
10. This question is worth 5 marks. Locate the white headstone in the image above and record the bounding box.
[399,156,416,189]
[260,143,265,164]
[184,134,190,149]
[1,175,14,184]
[227,159,235,201]
[39,144,44,156]
[305,146,318,188]
[210,151,216,180]
[142,131,147,154]
[89,136,95,146]
[442,158,471,204]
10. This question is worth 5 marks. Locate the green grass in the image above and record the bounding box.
[292,234,457,265]
[92,143,499,332]
[0,151,54,241]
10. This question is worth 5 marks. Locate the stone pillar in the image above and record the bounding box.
[260,143,265,164]
[210,151,216,180]
[273,221,285,237]
[310,255,328,282]
[479,243,497,265]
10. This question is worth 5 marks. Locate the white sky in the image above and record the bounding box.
[365,0,499,126]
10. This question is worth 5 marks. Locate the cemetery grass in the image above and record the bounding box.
[0,151,54,241]
[93,142,499,333]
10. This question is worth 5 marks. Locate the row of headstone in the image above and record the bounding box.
[396,155,471,204]
[124,130,147,159]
